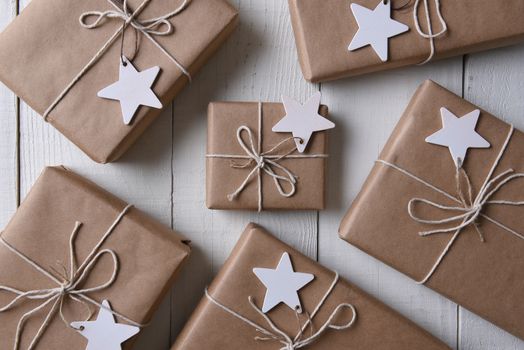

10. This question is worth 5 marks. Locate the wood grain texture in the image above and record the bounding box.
[16,0,175,348]
[0,0,17,227]
[318,58,464,349]
[169,0,319,340]
[1,0,524,349]
[460,45,524,350]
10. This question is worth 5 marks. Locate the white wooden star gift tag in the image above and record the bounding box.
[348,0,409,62]
[253,252,314,313]
[98,56,162,125]
[272,92,335,153]
[71,300,140,350]
[425,107,490,167]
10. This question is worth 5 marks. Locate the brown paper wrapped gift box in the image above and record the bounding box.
[171,223,450,349]
[340,80,524,340]
[0,166,191,349]
[288,0,524,82]
[207,101,329,211]
[0,0,238,163]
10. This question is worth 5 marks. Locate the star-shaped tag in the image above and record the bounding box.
[272,92,335,153]
[425,107,490,167]
[253,252,314,313]
[71,300,140,350]
[98,56,163,125]
[348,1,409,62]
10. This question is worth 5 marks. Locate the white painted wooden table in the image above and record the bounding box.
[1,1,524,349]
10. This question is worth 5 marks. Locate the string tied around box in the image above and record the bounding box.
[377,124,524,284]
[0,204,147,350]
[205,272,357,350]
[386,0,447,64]
[43,0,192,122]
[206,102,328,212]
[413,0,447,64]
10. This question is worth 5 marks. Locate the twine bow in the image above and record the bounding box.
[80,0,189,36]
[205,272,357,350]
[226,126,300,203]
[378,125,524,284]
[43,0,191,121]
[0,205,145,350]
[206,102,328,211]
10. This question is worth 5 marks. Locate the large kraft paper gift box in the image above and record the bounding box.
[207,101,329,211]
[0,166,191,349]
[0,0,238,163]
[288,0,524,82]
[172,223,450,349]
[340,80,524,340]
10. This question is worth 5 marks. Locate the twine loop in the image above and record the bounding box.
[43,0,191,122]
[205,272,357,349]
[0,205,145,350]
[79,0,189,37]
[226,126,300,203]
[413,0,447,64]
[206,102,328,211]
[378,125,524,284]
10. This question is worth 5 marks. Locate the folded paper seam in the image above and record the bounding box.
[204,271,357,350]
[377,124,524,284]
[43,0,192,122]
[0,204,147,350]
[206,102,328,212]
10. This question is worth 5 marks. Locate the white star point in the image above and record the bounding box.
[253,252,314,313]
[98,57,163,125]
[272,93,335,153]
[71,300,140,350]
[426,108,490,167]
[348,1,409,62]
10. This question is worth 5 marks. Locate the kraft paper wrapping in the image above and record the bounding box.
[171,223,450,349]
[206,102,330,211]
[340,80,524,340]
[288,0,524,82]
[0,166,191,349]
[0,0,238,163]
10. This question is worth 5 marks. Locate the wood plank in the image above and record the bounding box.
[318,58,464,349]
[0,0,18,228]
[17,1,175,348]
[460,44,524,350]
[170,0,319,342]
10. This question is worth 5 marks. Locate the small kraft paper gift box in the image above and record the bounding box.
[340,80,524,340]
[0,0,238,163]
[0,166,191,349]
[206,93,333,211]
[288,0,524,82]
[171,223,451,350]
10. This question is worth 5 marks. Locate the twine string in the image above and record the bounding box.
[413,0,447,64]
[42,0,191,122]
[0,205,146,350]
[377,125,524,284]
[206,102,328,211]
[205,272,357,350]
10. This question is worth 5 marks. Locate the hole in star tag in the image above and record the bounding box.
[273,93,335,153]
[253,252,315,313]
[97,56,163,125]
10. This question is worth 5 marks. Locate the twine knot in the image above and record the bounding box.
[378,125,524,284]
[226,125,299,203]
[408,163,524,243]
[79,0,189,37]
[0,205,145,350]
[205,272,356,349]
